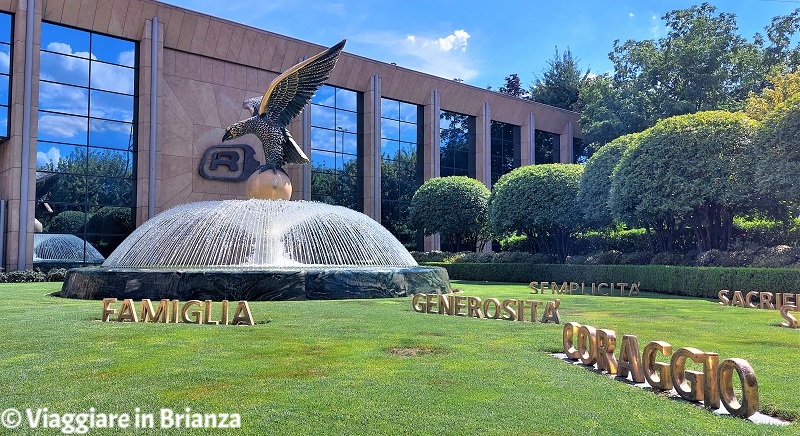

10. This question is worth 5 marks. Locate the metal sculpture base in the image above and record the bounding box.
[57,266,452,301]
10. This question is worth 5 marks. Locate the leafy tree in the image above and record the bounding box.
[762,8,800,71]
[36,147,133,207]
[530,48,589,111]
[488,164,584,263]
[410,176,490,252]
[754,94,800,217]
[439,111,472,176]
[577,134,638,229]
[311,158,359,210]
[575,75,648,148]
[381,150,419,249]
[745,69,800,121]
[47,210,86,233]
[498,74,529,99]
[609,111,757,252]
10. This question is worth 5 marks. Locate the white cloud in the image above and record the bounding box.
[38,113,87,139]
[359,30,478,81]
[629,13,635,18]
[37,145,61,167]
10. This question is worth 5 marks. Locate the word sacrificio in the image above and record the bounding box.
[530,282,640,296]
[562,322,758,418]
[101,298,255,326]
[412,293,561,324]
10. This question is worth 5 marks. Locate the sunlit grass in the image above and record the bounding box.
[0,281,797,434]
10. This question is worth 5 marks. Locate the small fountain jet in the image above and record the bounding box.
[222,39,346,173]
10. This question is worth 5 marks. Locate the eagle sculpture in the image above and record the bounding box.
[222,39,346,173]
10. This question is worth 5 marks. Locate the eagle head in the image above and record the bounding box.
[222,120,248,142]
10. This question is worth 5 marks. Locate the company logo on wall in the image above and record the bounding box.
[198,144,260,182]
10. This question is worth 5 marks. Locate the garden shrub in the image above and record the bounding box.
[48,210,86,233]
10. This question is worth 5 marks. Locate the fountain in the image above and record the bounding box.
[34,233,105,266]
[58,40,451,301]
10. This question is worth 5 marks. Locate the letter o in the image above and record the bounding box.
[562,322,581,360]
[577,325,597,366]
[483,298,501,319]
[718,358,759,418]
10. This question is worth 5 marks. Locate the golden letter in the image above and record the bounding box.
[643,341,673,390]
[426,294,437,314]
[141,299,169,323]
[203,300,219,325]
[577,325,598,366]
[703,353,720,409]
[598,283,609,296]
[221,300,229,325]
[529,282,539,294]
[596,329,618,374]
[483,298,501,319]
[745,291,759,309]
[411,294,425,312]
[117,299,139,322]
[717,290,730,306]
[759,292,774,310]
[101,298,117,322]
[526,300,541,322]
[453,296,467,316]
[630,283,640,295]
[181,300,203,324]
[781,305,798,328]
[502,299,517,321]
[438,294,451,315]
[670,347,706,402]
[562,322,581,360]
[541,299,561,324]
[731,291,745,307]
[467,297,483,318]
[231,301,255,326]
[618,335,644,383]
[718,358,759,418]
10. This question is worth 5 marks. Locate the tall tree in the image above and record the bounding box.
[762,8,800,72]
[498,74,529,98]
[575,75,648,148]
[610,3,764,118]
[530,48,589,111]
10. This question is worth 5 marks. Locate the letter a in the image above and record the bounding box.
[231,301,255,326]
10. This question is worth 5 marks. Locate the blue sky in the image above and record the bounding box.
[163,1,799,89]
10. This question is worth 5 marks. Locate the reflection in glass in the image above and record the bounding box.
[39,82,89,116]
[310,85,361,209]
[0,13,11,44]
[490,121,519,185]
[381,97,421,249]
[89,119,134,150]
[37,112,89,144]
[440,110,473,178]
[40,52,90,86]
[0,45,9,75]
[90,90,134,122]
[36,22,137,265]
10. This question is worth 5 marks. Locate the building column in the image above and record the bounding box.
[521,112,535,166]
[475,101,491,188]
[560,121,573,163]
[362,73,381,220]
[137,17,164,226]
[423,89,440,251]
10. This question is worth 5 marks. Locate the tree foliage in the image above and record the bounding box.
[754,94,800,209]
[745,69,800,121]
[498,74,529,99]
[488,164,584,263]
[410,176,490,252]
[530,48,589,111]
[577,134,638,229]
[609,111,757,252]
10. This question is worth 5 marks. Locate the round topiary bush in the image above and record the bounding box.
[48,210,86,233]
[86,207,133,235]
[410,176,490,252]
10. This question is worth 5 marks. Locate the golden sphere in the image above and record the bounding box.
[246,169,293,200]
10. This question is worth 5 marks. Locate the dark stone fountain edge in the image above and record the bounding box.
[58,266,452,301]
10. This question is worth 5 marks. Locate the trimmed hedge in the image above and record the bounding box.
[425,262,800,298]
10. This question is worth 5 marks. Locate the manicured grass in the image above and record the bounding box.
[0,281,797,434]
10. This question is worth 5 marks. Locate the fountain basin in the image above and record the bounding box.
[59,265,450,300]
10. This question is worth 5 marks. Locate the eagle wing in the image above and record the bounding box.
[259,39,346,126]
[282,128,310,164]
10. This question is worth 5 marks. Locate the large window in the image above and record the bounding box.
[490,121,519,185]
[381,98,421,249]
[310,84,362,210]
[0,12,11,138]
[535,130,560,164]
[34,23,137,265]
[440,110,475,177]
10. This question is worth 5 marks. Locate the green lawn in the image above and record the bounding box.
[0,281,798,435]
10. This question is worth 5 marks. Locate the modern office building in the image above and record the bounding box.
[0,0,582,271]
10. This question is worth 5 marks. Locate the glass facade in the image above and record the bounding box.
[34,23,137,264]
[310,84,362,210]
[439,110,475,177]
[573,137,591,163]
[380,97,421,250]
[0,12,11,138]
[535,130,560,164]
[490,121,519,185]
